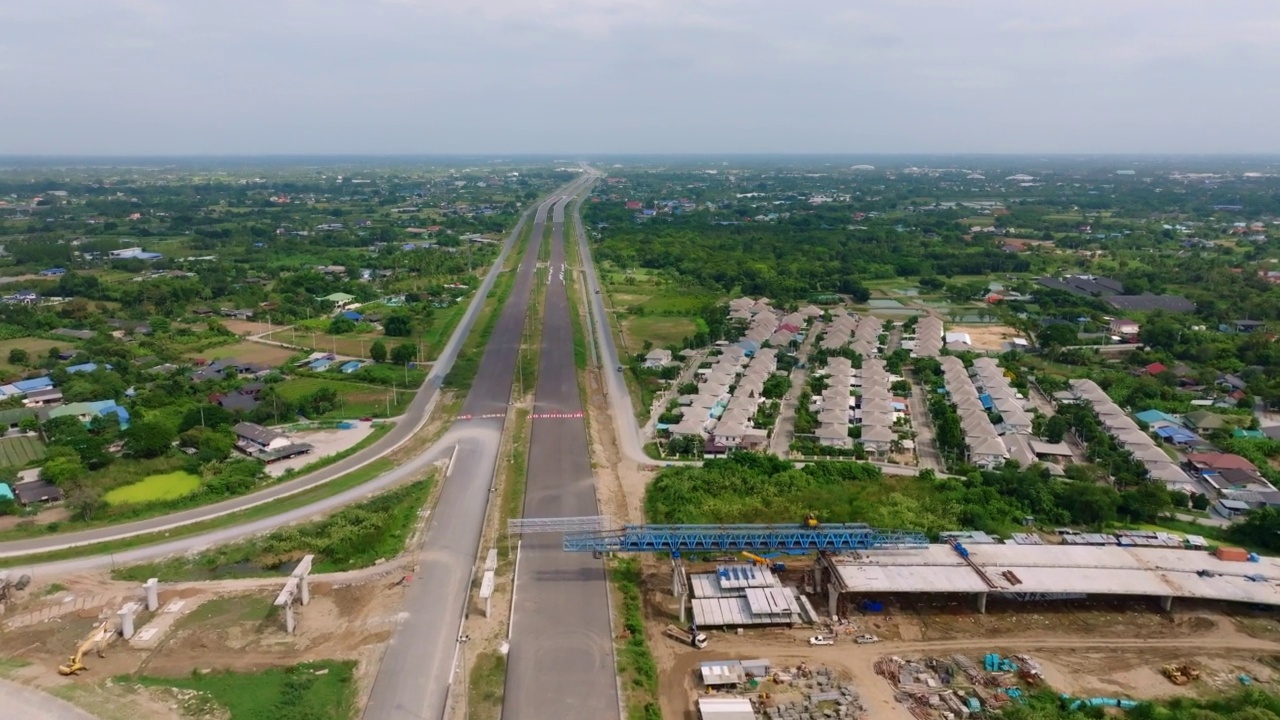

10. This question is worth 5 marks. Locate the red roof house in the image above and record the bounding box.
[1144,362,1168,375]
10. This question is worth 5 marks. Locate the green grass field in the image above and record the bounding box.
[0,337,70,377]
[275,377,413,418]
[0,435,46,469]
[622,315,698,352]
[104,471,201,506]
[127,660,356,720]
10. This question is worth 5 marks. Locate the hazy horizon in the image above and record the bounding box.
[4,1,1279,155]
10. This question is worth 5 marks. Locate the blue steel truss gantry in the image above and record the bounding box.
[562,524,929,553]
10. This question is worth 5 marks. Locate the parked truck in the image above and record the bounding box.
[664,624,708,649]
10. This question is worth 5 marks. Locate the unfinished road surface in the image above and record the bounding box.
[504,188,619,720]
[361,177,592,720]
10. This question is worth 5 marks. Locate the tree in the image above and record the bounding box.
[1036,323,1078,349]
[1229,506,1280,553]
[1043,415,1068,444]
[124,420,177,459]
[383,313,414,337]
[65,484,106,521]
[370,339,388,363]
[41,451,86,486]
[7,348,27,366]
[328,316,357,335]
[1056,481,1119,526]
[301,387,340,417]
[391,342,416,365]
[179,404,234,432]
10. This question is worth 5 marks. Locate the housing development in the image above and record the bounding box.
[2,155,1280,720]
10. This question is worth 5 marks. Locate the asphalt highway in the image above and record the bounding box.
[503,186,619,720]
[0,191,548,560]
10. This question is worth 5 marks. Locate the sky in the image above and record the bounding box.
[2,0,1279,155]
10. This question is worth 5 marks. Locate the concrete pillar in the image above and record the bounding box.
[672,565,680,596]
[975,592,988,615]
[284,604,296,634]
[813,562,824,593]
[1160,595,1172,612]
[118,607,135,639]
[484,595,492,618]
[678,593,687,624]
[827,583,839,619]
[144,578,159,612]
[299,575,310,606]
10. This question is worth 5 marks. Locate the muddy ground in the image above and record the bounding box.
[641,559,1280,720]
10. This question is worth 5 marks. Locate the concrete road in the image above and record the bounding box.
[0,189,546,560]
[1,678,97,720]
[363,181,593,720]
[504,188,619,720]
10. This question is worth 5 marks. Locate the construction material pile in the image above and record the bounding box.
[762,664,864,720]
[874,654,1040,720]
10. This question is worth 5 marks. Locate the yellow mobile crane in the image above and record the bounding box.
[58,621,112,676]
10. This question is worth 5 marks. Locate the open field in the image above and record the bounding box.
[221,319,276,336]
[187,340,299,366]
[275,376,414,418]
[263,328,384,359]
[948,323,1025,352]
[0,337,70,376]
[103,471,201,506]
[0,435,46,469]
[622,315,698,352]
[418,300,468,360]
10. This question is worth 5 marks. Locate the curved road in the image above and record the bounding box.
[0,184,575,572]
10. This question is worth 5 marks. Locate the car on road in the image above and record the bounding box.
[360,417,374,422]
[616,365,623,372]
[855,634,880,644]
[808,635,835,646]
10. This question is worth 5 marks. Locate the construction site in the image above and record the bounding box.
[0,560,418,719]
[554,521,1280,720]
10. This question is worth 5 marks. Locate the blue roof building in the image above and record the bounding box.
[12,377,53,393]
[39,268,66,277]
[340,311,363,322]
[309,358,333,371]
[339,360,362,373]
[66,362,112,374]
[1155,425,1199,446]
[0,483,13,502]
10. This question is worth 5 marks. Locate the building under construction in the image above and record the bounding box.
[816,540,1280,616]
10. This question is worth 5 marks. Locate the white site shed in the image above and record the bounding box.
[698,696,756,720]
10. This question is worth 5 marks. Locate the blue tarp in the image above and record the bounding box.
[66,362,112,374]
[979,394,993,409]
[340,311,363,321]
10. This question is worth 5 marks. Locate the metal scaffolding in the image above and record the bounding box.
[563,524,930,553]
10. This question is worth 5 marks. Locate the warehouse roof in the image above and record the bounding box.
[824,543,1280,607]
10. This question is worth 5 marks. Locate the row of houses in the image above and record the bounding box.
[938,356,1008,468]
[908,316,945,358]
[1056,379,1198,493]
[667,346,778,451]
[813,357,901,454]
[819,310,882,357]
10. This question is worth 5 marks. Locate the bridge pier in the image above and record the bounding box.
[1160,595,1172,612]
[827,582,839,619]
[975,592,987,615]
